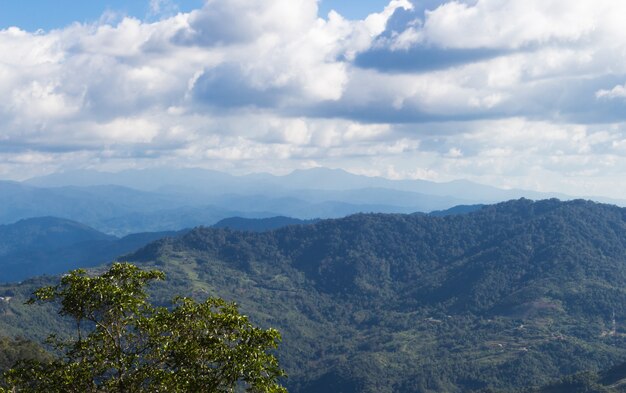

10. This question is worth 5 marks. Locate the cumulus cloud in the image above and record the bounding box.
[596,84,626,100]
[2,0,626,198]
[0,0,409,149]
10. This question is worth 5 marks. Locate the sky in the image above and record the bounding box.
[1,0,626,198]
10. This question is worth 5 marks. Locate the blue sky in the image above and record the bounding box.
[1,0,626,198]
[0,0,389,31]
[318,0,392,19]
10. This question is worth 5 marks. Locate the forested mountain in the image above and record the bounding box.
[428,204,485,216]
[0,217,183,283]
[125,199,626,392]
[212,216,319,232]
[532,360,626,392]
[4,199,626,391]
[0,217,114,255]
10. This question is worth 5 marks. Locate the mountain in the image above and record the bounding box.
[25,167,591,204]
[207,189,473,215]
[428,204,485,216]
[213,216,319,232]
[94,205,280,235]
[123,199,626,391]
[0,179,443,236]
[0,181,180,227]
[21,167,626,237]
[533,360,626,392]
[0,181,285,235]
[0,216,114,256]
[0,217,183,283]
[4,199,626,391]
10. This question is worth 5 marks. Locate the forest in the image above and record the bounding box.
[3,199,626,391]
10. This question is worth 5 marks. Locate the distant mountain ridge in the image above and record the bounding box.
[13,167,626,236]
[25,167,571,202]
[0,173,487,236]
[0,217,184,283]
[0,181,283,235]
[24,166,626,209]
[0,217,114,256]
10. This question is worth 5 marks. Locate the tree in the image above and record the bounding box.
[1,263,286,393]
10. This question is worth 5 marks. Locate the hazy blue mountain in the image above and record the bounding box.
[0,181,181,225]
[0,217,114,257]
[213,216,319,232]
[2,178,485,235]
[25,168,237,192]
[211,188,475,212]
[24,167,584,204]
[0,181,281,235]
[0,217,183,283]
[18,167,626,237]
[96,206,281,236]
[203,194,426,218]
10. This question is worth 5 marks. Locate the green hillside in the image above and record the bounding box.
[4,199,626,391]
[212,216,319,232]
[530,360,626,392]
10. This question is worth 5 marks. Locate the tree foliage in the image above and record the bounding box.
[1,263,286,393]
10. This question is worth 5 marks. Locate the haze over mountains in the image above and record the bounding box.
[3,167,622,237]
[24,167,567,200]
[0,217,184,283]
[5,167,626,390]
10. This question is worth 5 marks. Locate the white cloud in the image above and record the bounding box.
[2,0,626,198]
[420,0,600,49]
[596,84,626,100]
[389,27,422,50]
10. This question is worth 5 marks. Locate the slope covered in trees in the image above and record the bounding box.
[0,217,183,283]
[3,199,626,391]
[212,216,319,232]
[531,360,626,392]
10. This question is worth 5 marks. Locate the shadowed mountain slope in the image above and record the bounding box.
[0,217,183,283]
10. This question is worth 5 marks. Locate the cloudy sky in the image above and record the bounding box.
[2,0,626,198]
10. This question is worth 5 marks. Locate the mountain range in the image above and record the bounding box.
[0,217,183,283]
[0,215,321,284]
[4,167,624,237]
[3,199,626,391]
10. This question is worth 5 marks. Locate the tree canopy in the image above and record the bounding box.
[1,262,286,393]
